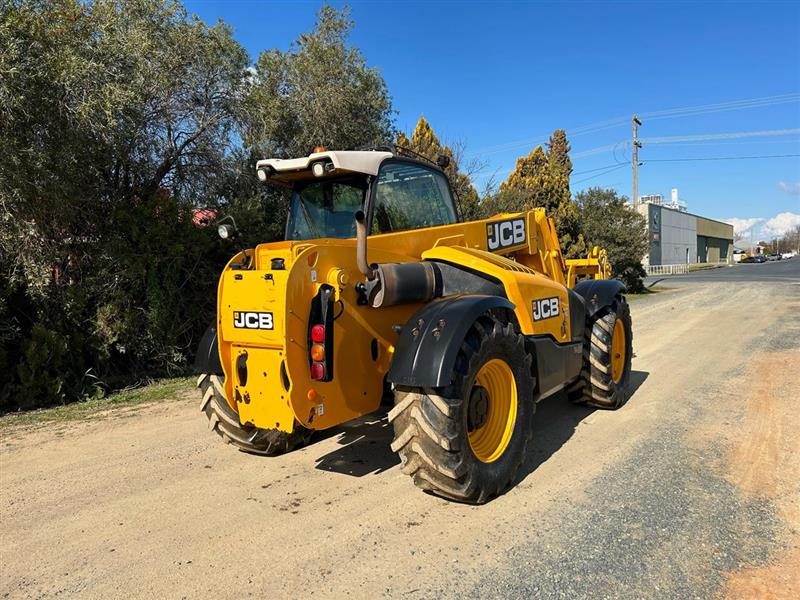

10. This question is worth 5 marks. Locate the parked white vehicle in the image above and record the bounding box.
[781,252,795,259]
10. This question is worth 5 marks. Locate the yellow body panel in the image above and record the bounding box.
[421,245,571,341]
[215,208,610,434]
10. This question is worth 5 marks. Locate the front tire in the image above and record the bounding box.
[197,373,312,455]
[568,295,632,409]
[388,317,535,504]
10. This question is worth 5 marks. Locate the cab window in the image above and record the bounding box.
[286,178,367,240]
[371,162,457,234]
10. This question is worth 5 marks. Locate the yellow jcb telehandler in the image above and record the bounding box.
[195,148,631,503]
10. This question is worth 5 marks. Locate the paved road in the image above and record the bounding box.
[645,257,800,286]
[2,276,799,599]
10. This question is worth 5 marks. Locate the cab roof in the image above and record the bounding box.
[256,150,394,186]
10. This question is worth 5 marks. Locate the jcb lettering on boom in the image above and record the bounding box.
[487,218,526,251]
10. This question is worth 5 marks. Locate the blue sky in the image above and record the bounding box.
[185,0,800,240]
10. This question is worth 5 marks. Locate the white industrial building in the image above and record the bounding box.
[636,189,734,266]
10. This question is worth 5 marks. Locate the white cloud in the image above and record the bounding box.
[723,217,763,236]
[760,212,800,238]
[778,181,800,196]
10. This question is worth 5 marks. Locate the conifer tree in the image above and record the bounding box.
[396,117,482,221]
[547,129,573,181]
[490,130,585,257]
[499,146,553,210]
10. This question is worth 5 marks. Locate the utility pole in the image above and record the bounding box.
[632,115,642,206]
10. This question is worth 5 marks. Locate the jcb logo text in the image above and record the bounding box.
[532,297,559,321]
[233,311,274,330]
[487,218,526,251]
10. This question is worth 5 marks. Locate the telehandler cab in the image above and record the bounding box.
[195,148,632,503]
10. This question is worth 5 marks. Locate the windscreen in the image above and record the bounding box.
[371,162,457,234]
[285,177,368,240]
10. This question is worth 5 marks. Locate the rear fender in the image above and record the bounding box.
[193,324,223,375]
[386,295,515,388]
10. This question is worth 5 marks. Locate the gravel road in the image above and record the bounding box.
[2,275,799,599]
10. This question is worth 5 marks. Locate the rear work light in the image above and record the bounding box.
[308,284,335,382]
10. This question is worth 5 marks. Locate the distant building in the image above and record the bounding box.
[636,189,734,265]
[636,189,687,212]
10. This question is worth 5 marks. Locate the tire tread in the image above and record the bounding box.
[197,373,312,456]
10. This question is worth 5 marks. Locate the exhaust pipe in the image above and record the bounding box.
[353,210,441,308]
[370,262,441,307]
[355,210,374,279]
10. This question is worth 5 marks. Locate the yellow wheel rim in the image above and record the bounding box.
[467,359,517,463]
[611,318,626,383]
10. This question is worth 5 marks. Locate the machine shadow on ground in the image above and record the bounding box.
[313,412,398,476]
[312,370,649,481]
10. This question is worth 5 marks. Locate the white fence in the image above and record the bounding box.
[644,261,730,276]
[644,264,689,276]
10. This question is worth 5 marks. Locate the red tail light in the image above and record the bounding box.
[308,285,334,382]
[310,362,325,380]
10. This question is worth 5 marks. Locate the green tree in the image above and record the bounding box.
[487,129,585,257]
[547,129,573,181]
[495,146,552,209]
[231,5,396,245]
[0,0,248,409]
[243,5,394,158]
[574,187,649,292]
[396,116,482,221]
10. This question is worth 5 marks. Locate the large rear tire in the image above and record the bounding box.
[197,373,312,455]
[568,295,632,409]
[388,317,535,504]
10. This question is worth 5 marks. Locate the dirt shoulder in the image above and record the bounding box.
[0,377,193,433]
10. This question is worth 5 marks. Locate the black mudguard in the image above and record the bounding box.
[193,323,223,375]
[573,279,626,318]
[386,295,515,389]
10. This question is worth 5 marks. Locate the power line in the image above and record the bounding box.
[641,93,800,120]
[573,142,629,158]
[642,128,800,144]
[468,93,800,157]
[572,164,628,184]
[570,152,798,185]
[573,162,629,175]
[644,153,800,163]
[469,118,627,157]
[652,138,800,148]
[475,130,799,182]
[572,128,800,159]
